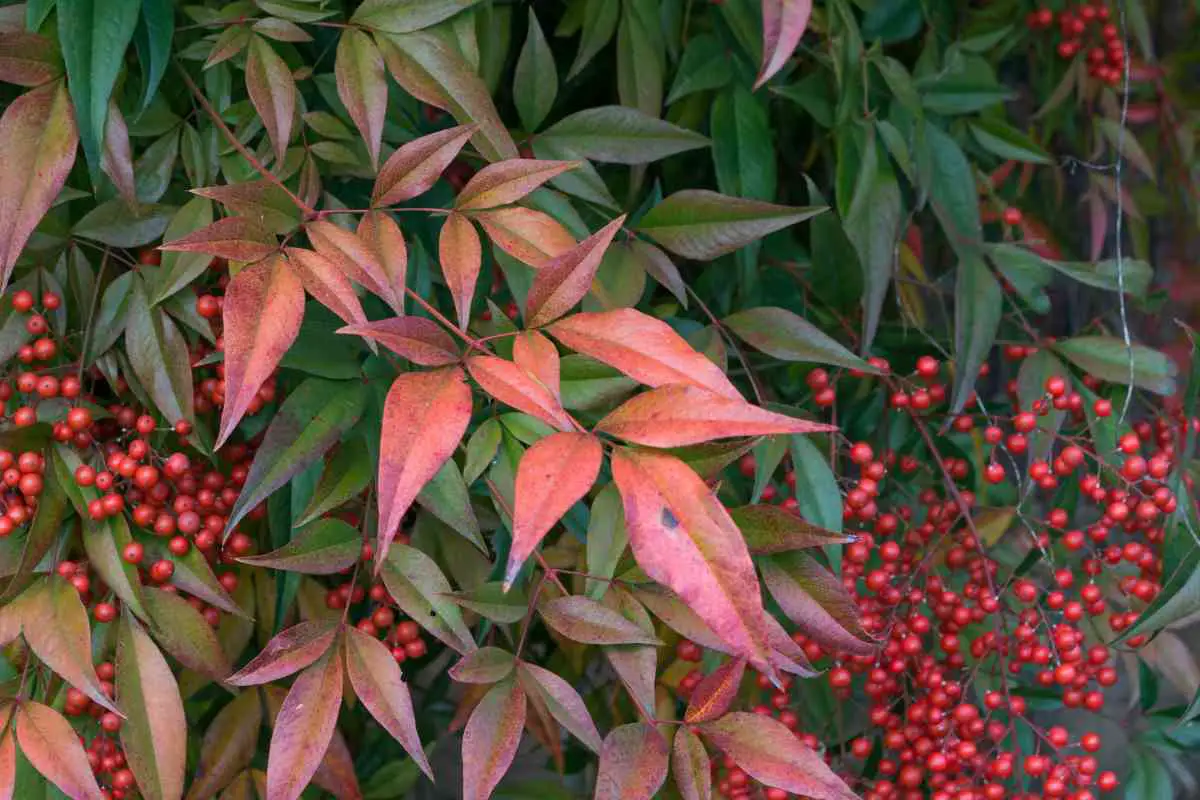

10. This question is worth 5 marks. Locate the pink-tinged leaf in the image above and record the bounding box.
[343,625,433,780]
[252,18,313,43]
[335,29,387,168]
[357,211,408,314]
[245,35,296,165]
[217,254,305,447]
[516,662,602,753]
[307,219,394,307]
[204,25,250,69]
[285,247,368,327]
[611,449,777,677]
[506,433,602,587]
[190,180,299,234]
[728,505,854,554]
[115,614,186,800]
[540,595,662,646]
[449,647,516,684]
[600,588,658,717]
[547,309,740,399]
[513,331,560,396]
[760,553,876,656]
[698,712,857,800]
[0,81,78,293]
[227,620,339,686]
[266,646,344,800]
[160,216,277,263]
[598,385,835,448]
[310,727,361,800]
[0,725,13,800]
[1088,191,1107,263]
[339,317,459,366]
[100,101,136,209]
[377,368,473,565]
[466,355,575,432]
[526,215,626,327]
[439,212,483,330]
[462,679,527,800]
[455,159,580,211]
[473,207,576,269]
[186,691,262,800]
[372,123,477,206]
[756,0,812,88]
[15,702,104,800]
[672,726,712,800]
[764,614,817,678]
[684,658,746,724]
[594,723,669,800]
[0,32,63,87]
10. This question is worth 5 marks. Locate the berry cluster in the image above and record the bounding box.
[1026,3,1127,84]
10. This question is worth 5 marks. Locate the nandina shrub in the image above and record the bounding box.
[0,1,1197,799]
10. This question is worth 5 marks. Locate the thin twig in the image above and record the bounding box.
[1113,0,1135,421]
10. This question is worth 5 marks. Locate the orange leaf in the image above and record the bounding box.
[473,207,575,269]
[513,331,560,397]
[15,702,104,799]
[597,385,835,447]
[286,247,368,328]
[372,123,476,206]
[377,368,473,565]
[357,210,408,314]
[755,1,813,89]
[245,35,295,165]
[226,620,339,687]
[0,81,78,292]
[335,29,386,168]
[525,215,626,327]
[115,614,186,800]
[217,255,305,447]
[338,317,459,366]
[0,724,13,800]
[439,212,482,330]
[684,658,746,723]
[506,433,602,587]
[160,216,277,263]
[611,449,776,677]
[594,723,669,800]
[266,646,343,800]
[455,159,579,210]
[466,355,575,432]
[547,309,740,399]
[462,679,526,800]
[307,219,395,308]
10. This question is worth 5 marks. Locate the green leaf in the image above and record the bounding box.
[463,418,502,486]
[917,53,1012,115]
[724,307,874,371]
[585,483,628,600]
[72,200,174,247]
[380,542,476,653]
[134,0,174,111]
[124,276,194,425]
[225,378,368,534]
[969,119,1051,164]
[351,0,482,33]
[416,459,485,552]
[924,123,982,255]
[140,586,232,680]
[538,106,708,165]
[567,0,618,79]
[987,244,1052,314]
[616,0,663,117]
[729,504,853,554]
[788,435,842,535]
[667,33,731,104]
[950,254,1002,413]
[637,190,824,260]
[1045,257,1154,297]
[57,0,141,182]
[296,436,373,527]
[447,581,528,624]
[239,518,362,575]
[711,86,775,201]
[1016,349,1068,464]
[843,133,902,349]
[150,197,215,303]
[513,9,556,132]
[1054,336,1178,395]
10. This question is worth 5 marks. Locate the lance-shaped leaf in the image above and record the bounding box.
[612,449,776,676]
[462,678,526,800]
[474,207,576,269]
[159,215,276,263]
[517,661,602,753]
[152,198,216,303]
[548,309,739,399]
[685,658,747,724]
[467,355,574,432]
[728,505,853,554]
[0,32,63,86]
[267,645,343,800]
[339,317,459,366]
[216,255,305,447]
[125,277,194,425]
[594,723,669,800]
[416,459,484,552]
[343,625,433,779]
[245,35,295,165]
[190,181,299,235]
[525,215,626,327]
[227,620,339,686]
[456,159,578,211]
[335,29,386,168]
[513,9,556,131]
[1054,336,1178,395]
[380,543,477,654]
[372,123,477,206]
[673,725,712,800]
[724,306,877,372]
[0,81,78,292]
[186,691,262,800]
[597,588,657,714]
[950,253,1002,413]
[760,553,875,656]
[101,101,136,209]
[697,713,856,800]
[506,432,602,587]
[540,106,707,164]
[141,587,232,680]
[296,437,373,527]
[239,519,362,575]
[637,190,823,260]
[447,582,528,625]
[226,378,367,532]
[513,331,560,395]
[357,211,408,313]
[439,212,482,330]
[377,368,472,564]
[15,702,104,800]
[0,725,12,800]
[0,455,69,603]
[598,385,834,448]
[450,647,516,684]
[286,248,368,328]
[115,614,186,800]
[539,595,662,646]
[756,0,812,88]
[351,0,484,34]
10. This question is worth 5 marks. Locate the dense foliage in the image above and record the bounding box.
[0,0,1197,799]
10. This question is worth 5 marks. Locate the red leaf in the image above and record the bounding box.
[760,553,876,656]
[506,432,602,587]
[266,646,344,800]
[539,595,661,646]
[516,662,603,753]
[226,620,339,686]
[466,355,575,432]
[115,614,186,800]
[357,211,408,314]
[525,215,626,327]
[671,726,712,800]
[473,207,576,269]
[698,712,857,800]
[160,216,277,263]
[727,505,855,554]
[598,385,835,447]
[217,254,305,447]
[449,647,516,684]
[756,1,813,88]
[455,159,579,210]
[187,690,262,800]
[343,626,433,779]
[0,81,77,292]
[245,35,295,165]
[286,247,368,328]
[0,33,62,87]
[100,101,136,209]
[335,29,386,168]
[0,724,13,800]
[462,679,527,800]
[439,212,482,330]
[513,331,560,396]
[594,723,669,800]
[338,316,459,366]
[373,123,477,206]
[684,658,746,723]
[547,309,741,399]
[611,449,776,677]
[15,702,103,799]
[377,368,473,565]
